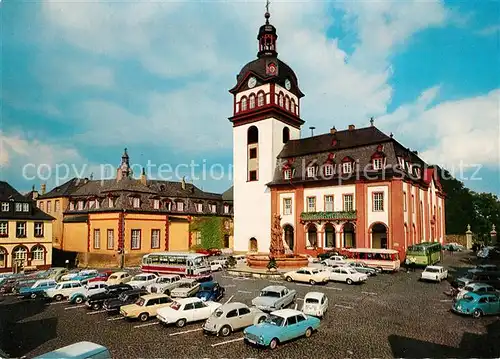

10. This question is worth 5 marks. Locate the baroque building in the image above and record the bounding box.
[230,10,446,260]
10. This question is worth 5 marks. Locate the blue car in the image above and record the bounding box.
[452,292,500,318]
[243,309,321,349]
[196,281,225,302]
[19,279,57,299]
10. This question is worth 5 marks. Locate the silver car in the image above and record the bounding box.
[251,285,296,312]
[203,302,267,336]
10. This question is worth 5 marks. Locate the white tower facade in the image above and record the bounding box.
[229,10,305,253]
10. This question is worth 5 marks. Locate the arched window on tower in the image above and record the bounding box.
[283,127,290,144]
[247,126,258,145]
[291,99,296,114]
[240,97,247,111]
[279,93,284,107]
[285,96,290,111]
[249,94,256,109]
[257,92,265,107]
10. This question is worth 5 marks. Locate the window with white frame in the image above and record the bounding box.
[343,194,353,212]
[224,204,229,214]
[257,92,264,106]
[13,247,27,261]
[69,202,75,210]
[249,95,255,109]
[283,198,292,215]
[165,201,172,211]
[279,93,284,107]
[151,229,160,249]
[107,229,114,249]
[284,169,292,180]
[15,203,22,212]
[32,246,44,261]
[89,200,95,210]
[22,203,29,212]
[194,231,202,245]
[132,197,140,208]
[373,192,384,211]
[55,200,60,212]
[77,201,84,210]
[153,199,160,210]
[177,202,184,211]
[307,166,316,178]
[1,203,9,211]
[373,158,384,170]
[240,97,247,111]
[47,201,52,212]
[108,197,114,208]
[94,199,100,209]
[307,197,316,212]
[34,222,44,237]
[285,97,290,110]
[398,157,405,168]
[16,222,26,237]
[131,229,141,249]
[342,162,353,174]
[0,222,8,236]
[324,164,334,177]
[210,204,216,213]
[196,203,203,212]
[93,229,101,249]
[325,195,334,211]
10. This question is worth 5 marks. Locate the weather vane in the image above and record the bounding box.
[266,0,270,14]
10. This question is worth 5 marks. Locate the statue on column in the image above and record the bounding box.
[269,214,285,258]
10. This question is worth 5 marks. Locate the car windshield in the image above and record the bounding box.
[178,282,192,288]
[425,268,439,273]
[346,268,357,274]
[109,275,118,280]
[311,270,320,274]
[118,293,127,300]
[462,295,474,302]
[136,298,146,306]
[132,275,148,281]
[260,291,280,298]
[464,286,474,292]
[305,298,319,304]
[264,315,284,326]
[213,308,224,318]
[157,277,171,283]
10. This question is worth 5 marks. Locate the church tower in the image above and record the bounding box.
[229,5,305,253]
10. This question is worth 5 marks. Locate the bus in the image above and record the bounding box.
[141,252,212,279]
[344,248,400,272]
[405,242,442,266]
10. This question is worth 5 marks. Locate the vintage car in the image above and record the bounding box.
[157,297,221,327]
[454,269,500,289]
[103,289,148,314]
[85,284,133,310]
[106,271,132,285]
[203,302,267,336]
[472,264,498,273]
[61,269,99,282]
[146,275,182,295]
[69,281,109,304]
[456,283,499,300]
[128,273,159,290]
[45,267,70,281]
[170,278,200,298]
[46,281,84,301]
[120,293,173,322]
[452,292,500,318]
[251,286,297,312]
[196,248,222,256]
[32,341,111,359]
[243,309,321,349]
[420,265,448,282]
[88,271,114,283]
[301,292,328,318]
[210,260,226,272]
[345,262,381,276]
[327,267,367,285]
[19,279,58,299]
[284,267,330,285]
[196,281,225,302]
[321,255,348,267]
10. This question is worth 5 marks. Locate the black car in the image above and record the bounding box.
[85,284,132,310]
[103,289,148,314]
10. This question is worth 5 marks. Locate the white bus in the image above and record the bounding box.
[345,248,400,272]
[141,252,212,279]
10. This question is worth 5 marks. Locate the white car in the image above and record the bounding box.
[46,281,84,301]
[327,267,367,285]
[170,278,200,298]
[210,260,225,272]
[60,269,98,281]
[420,266,448,282]
[284,267,330,285]
[146,275,182,295]
[301,292,328,318]
[322,255,348,267]
[157,297,222,327]
[128,273,159,289]
[68,281,108,304]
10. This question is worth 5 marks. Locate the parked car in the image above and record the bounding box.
[455,270,500,289]
[69,281,109,304]
[46,281,84,301]
[88,271,114,283]
[477,246,500,259]
[203,302,267,336]
[170,278,200,298]
[106,271,132,285]
[251,286,297,312]
[420,266,448,282]
[18,279,57,299]
[157,297,221,327]
[443,243,465,252]
[61,269,99,282]
[103,289,148,314]
[301,292,328,318]
[233,255,247,265]
[196,248,222,256]
[284,267,330,285]
[243,309,321,349]
[452,292,500,318]
[146,275,181,295]
[322,255,348,267]
[0,275,27,294]
[196,281,225,302]
[120,293,173,322]
[317,250,340,261]
[456,283,499,300]
[85,284,133,310]
[345,262,380,276]
[32,341,111,359]
[472,264,498,273]
[45,267,69,281]
[327,267,367,285]
[210,260,225,272]
[128,273,158,290]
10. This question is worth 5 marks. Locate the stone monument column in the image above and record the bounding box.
[466,224,473,250]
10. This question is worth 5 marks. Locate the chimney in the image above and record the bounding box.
[40,184,46,195]
[348,124,355,131]
[330,126,336,135]
[140,167,147,185]
[181,176,186,190]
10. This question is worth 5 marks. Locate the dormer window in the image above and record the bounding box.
[373,158,384,170]
[70,202,75,210]
[224,204,230,214]
[132,197,140,208]
[108,198,114,208]
[77,201,84,210]
[95,199,100,209]
[22,203,29,212]
[249,94,256,109]
[196,203,203,212]
[240,97,247,111]
[415,168,421,177]
[284,168,292,180]
[342,162,353,174]
[1,203,9,211]
[324,164,334,177]
[15,203,22,212]
[177,202,184,212]
[153,199,160,210]
[306,166,317,178]
[257,92,265,107]
[165,201,172,211]
[210,204,216,213]
[398,157,405,168]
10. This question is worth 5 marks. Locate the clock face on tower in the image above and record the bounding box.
[247,77,257,89]
[285,79,291,90]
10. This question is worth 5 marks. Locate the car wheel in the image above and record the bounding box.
[286,276,293,282]
[309,280,316,285]
[269,338,278,350]
[346,278,353,285]
[472,309,483,318]
[139,313,149,322]
[75,296,84,304]
[30,293,37,299]
[92,303,101,311]
[176,318,187,328]
[219,325,232,337]
[54,294,63,301]
[305,327,313,338]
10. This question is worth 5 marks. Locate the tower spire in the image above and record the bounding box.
[257,0,278,58]
[265,0,270,23]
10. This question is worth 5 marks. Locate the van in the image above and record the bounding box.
[32,341,111,359]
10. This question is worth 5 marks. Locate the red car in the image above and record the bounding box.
[87,271,114,283]
[195,248,222,256]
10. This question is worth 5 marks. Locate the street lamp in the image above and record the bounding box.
[491,224,497,246]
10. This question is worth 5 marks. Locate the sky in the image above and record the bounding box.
[1,0,499,196]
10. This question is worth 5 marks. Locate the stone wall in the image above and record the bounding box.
[444,234,467,246]
[76,252,144,268]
